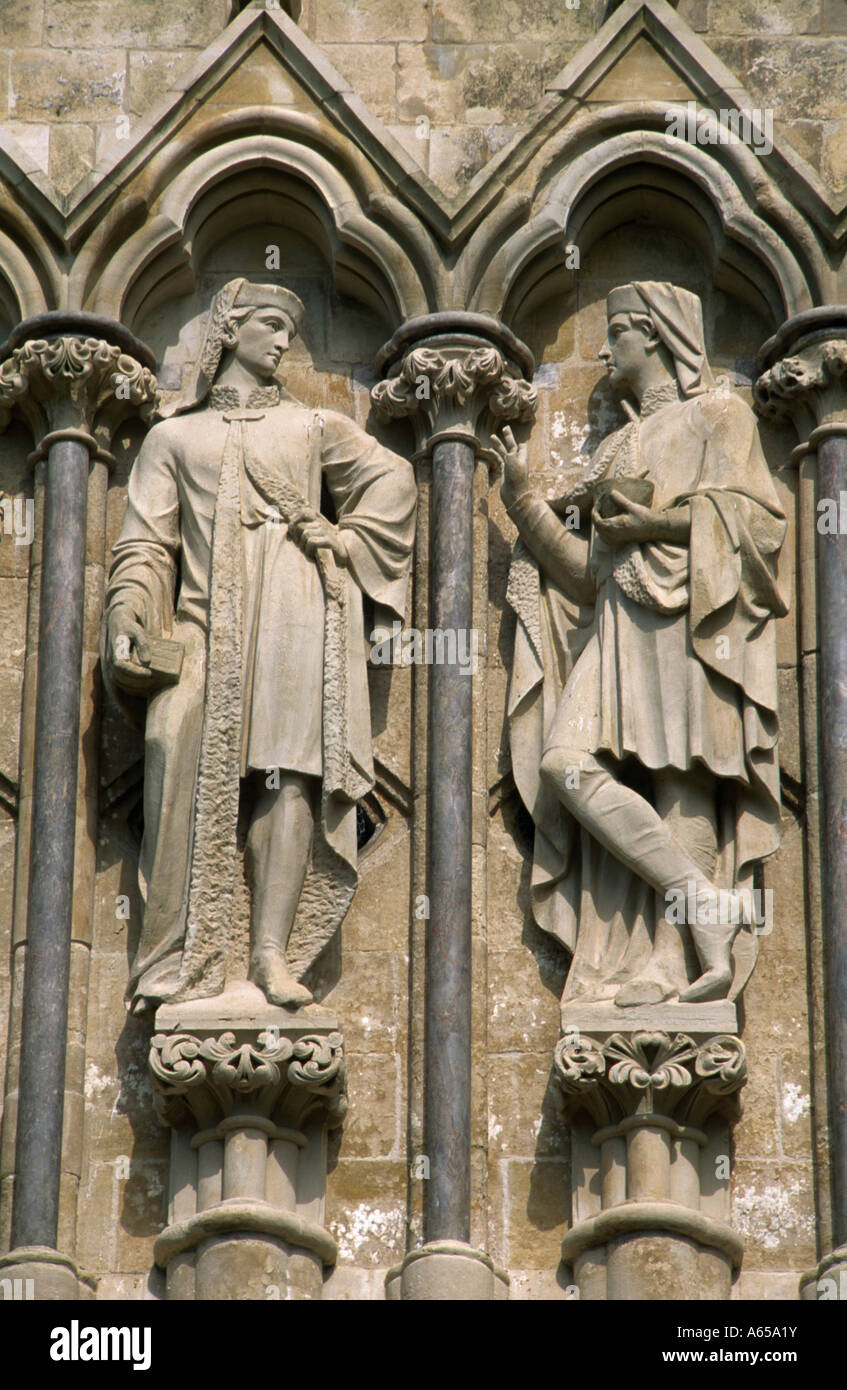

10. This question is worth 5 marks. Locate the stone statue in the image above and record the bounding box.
[103,279,417,1014]
[494,283,786,1009]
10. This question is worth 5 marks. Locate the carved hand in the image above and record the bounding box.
[289,510,348,562]
[492,425,530,510]
[106,604,153,685]
[592,492,691,547]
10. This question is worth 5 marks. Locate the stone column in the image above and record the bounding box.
[755,308,847,1300]
[0,314,157,1299]
[148,997,346,1300]
[554,1030,746,1300]
[372,312,535,1300]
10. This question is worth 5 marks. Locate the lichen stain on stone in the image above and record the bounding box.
[782,1082,811,1124]
[84,1062,112,1100]
[331,1204,405,1265]
[733,1177,814,1251]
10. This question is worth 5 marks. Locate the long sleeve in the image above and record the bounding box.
[321,411,416,621]
[105,422,180,638]
[506,491,593,603]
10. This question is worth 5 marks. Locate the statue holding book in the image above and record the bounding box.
[493,282,787,1009]
[103,279,416,1014]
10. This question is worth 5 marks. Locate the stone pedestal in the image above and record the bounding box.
[554,1011,746,1301]
[149,983,346,1301]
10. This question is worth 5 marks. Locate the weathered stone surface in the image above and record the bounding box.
[0,2,45,47]
[323,43,396,123]
[11,50,126,121]
[314,0,428,43]
[823,121,847,189]
[44,0,227,50]
[48,122,94,193]
[326,1160,407,1267]
[430,0,599,45]
[709,0,822,35]
[732,1160,816,1270]
[735,38,847,122]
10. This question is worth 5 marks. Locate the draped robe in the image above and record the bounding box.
[506,389,787,1005]
[104,383,416,1004]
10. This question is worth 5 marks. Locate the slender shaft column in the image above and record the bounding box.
[755,309,847,1299]
[373,312,535,1297]
[818,428,847,1257]
[12,434,89,1250]
[427,438,474,1241]
[0,315,157,1297]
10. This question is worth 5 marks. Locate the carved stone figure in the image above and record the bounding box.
[495,283,786,1009]
[103,279,416,1014]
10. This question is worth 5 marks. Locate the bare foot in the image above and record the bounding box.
[250,951,314,1008]
[615,978,677,1007]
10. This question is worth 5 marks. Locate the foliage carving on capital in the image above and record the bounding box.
[371,343,536,445]
[0,335,159,440]
[754,339,847,422]
[149,1028,348,1131]
[553,1030,747,1129]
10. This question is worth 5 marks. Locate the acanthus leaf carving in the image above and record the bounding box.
[553,1030,747,1129]
[149,1027,348,1132]
[0,335,159,439]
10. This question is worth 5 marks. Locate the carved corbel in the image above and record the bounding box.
[553,1030,747,1301]
[149,1023,347,1301]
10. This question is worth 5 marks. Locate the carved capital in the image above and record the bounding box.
[553,1029,746,1131]
[371,313,536,458]
[0,336,158,449]
[149,1027,347,1133]
[755,308,847,448]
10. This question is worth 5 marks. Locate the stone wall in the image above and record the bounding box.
[2,2,845,194]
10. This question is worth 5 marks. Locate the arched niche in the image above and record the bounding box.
[0,217,58,333]
[133,212,394,423]
[468,121,821,333]
[72,124,433,339]
[483,197,800,683]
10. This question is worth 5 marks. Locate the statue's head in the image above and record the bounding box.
[599,282,714,397]
[198,278,306,391]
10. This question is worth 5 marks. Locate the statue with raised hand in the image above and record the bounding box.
[494,283,786,1010]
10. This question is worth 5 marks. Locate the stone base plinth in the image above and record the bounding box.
[799,1244,847,1300]
[385,1241,509,1300]
[562,999,738,1034]
[0,1246,88,1300]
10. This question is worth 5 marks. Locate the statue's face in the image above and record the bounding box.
[231,307,294,378]
[598,312,652,388]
